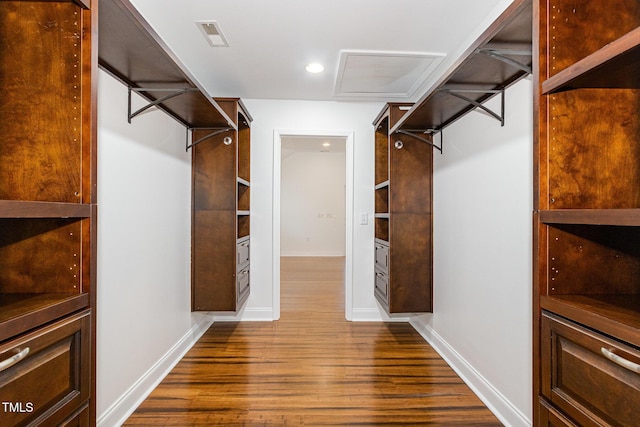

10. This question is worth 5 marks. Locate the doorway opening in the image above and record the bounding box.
[272,130,354,320]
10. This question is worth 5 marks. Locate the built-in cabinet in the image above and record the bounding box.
[0,1,97,424]
[373,103,433,314]
[192,99,252,312]
[534,1,640,425]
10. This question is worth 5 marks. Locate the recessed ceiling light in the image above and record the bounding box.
[306,62,325,73]
[322,142,331,147]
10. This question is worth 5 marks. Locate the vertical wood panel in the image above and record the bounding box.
[0,2,85,202]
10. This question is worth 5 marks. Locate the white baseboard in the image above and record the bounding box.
[351,308,409,322]
[409,316,531,427]
[213,307,274,321]
[97,315,215,427]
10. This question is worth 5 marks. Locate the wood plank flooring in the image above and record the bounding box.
[124,257,502,426]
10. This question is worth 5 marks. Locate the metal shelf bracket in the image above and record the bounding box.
[128,87,200,123]
[185,127,233,151]
[476,47,532,75]
[440,88,506,127]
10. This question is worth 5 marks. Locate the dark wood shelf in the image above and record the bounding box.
[540,209,640,226]
[542,27,640,94]
[392,0,532,134]
[98,0,235,130]
[0,293,89,342]
[0,201,92,219]
[541,295,640,348]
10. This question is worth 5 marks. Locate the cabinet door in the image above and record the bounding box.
[0,311,90,427]
[541,312,640,427]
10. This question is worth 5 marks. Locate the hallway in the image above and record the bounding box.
[124,257,502,426]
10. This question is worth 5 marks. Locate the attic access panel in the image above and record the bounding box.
[334,50,445,99]
[393,0,532,133]
[98,0,234,129]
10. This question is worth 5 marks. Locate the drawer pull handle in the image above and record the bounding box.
[601,347,640,374]
[0,347,30,372]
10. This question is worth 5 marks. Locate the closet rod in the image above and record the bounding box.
[395,130,443,153]
[186,127,233,151]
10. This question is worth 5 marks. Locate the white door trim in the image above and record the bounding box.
[272,129,355,321]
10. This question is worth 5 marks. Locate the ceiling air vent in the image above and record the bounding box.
[195,20,229,47]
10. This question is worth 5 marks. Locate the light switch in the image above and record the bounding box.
[360,213,368,225]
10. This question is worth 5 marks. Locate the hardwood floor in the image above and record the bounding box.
[124,257,502,426]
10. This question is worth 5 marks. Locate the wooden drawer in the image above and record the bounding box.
[237,237,250,271]
[0,310,90,427]
[60,404,90,427]
[374,240,389,274]
[237,267,250,305]
[541,312,640,427]
[538,398,578,426]
[374,271,389,305]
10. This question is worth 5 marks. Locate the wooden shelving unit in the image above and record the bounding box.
[370,0,533,316]
[0,1,97,424]
[534,1,640,425]
[99,0,250,312]
[391,0,532,148]
[373,103,432,314]
[98,0,235,131]
[192,99,252,312]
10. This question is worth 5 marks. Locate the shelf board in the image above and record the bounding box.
[542,27,640,94]
[375,213,390,219]
[0,293,89,342]
[237,210,251,216]
[98,0,235,130]
[237,177,251,187]
[540,209,640,226]
[541,295,640,347]
[392,0,532,134]
[375,181,390,190]
[0,201,92,219]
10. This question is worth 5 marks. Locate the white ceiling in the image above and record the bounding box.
[129,0,514,102]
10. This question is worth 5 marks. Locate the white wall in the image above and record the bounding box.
[242,99,383,320]
[411,78,533,427]
[281,150,346,256]
[94,75,532,426]
[96,70,213,426]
